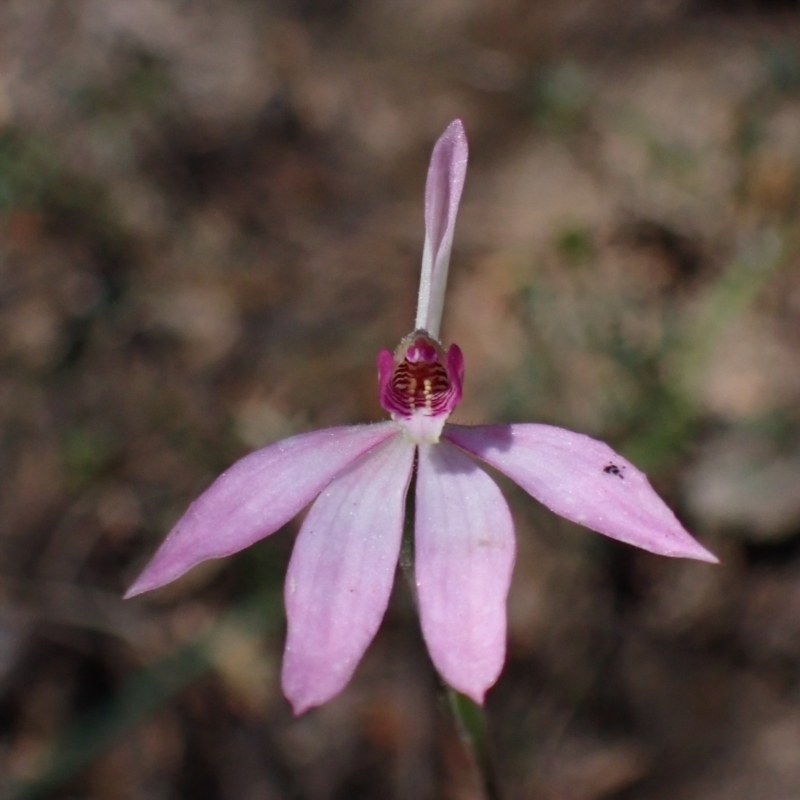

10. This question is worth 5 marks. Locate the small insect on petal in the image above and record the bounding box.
[444,423,718,563]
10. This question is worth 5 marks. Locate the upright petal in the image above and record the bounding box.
[444,424,718,562]
[415,441,515,704]
[282,434,415,714]
[415,119,468,340]
[125,422,398,598]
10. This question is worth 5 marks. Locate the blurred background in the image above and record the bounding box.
[2,0,800,797]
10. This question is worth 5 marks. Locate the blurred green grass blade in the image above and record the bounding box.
[5,640,209,800]
[681,227,788,378]
[624,227,791,470]
[4,590,282,800]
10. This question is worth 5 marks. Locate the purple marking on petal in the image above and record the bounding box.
[444,424,718,563]
[415,441,515,704]
[415,119,468,339]
[281,433,415,714]
[125,422,399,598]
[379,333,462,420]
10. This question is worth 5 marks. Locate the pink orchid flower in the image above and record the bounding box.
[126,119,717,714]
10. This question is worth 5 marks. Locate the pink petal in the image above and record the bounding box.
[282,433,415,714]
[415,441,515,704]
[415,119,469,340]
[125,422,398,598]
[444,424,718,563]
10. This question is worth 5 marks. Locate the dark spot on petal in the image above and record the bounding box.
[603,463,624,479]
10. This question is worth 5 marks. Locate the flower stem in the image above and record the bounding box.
[399,462,418,599]
[446,688,503,800]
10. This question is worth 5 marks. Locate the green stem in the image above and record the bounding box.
[446,688,503,800]
[3,588,282,800]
